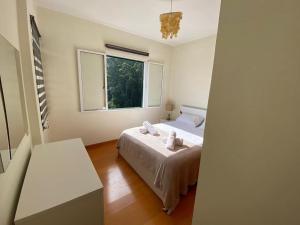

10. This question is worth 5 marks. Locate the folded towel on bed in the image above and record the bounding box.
[166,130,176,150]
[143,121,159,136]
[139,127,148,134]
[175,138,183,146]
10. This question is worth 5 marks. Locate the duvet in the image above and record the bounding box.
[117,122,203,214]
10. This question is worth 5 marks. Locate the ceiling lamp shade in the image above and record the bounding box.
[160,12,183,39]
[160,0,183,39]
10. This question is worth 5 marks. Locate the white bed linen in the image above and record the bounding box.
[117,122,203,214]
[161,120,205,137]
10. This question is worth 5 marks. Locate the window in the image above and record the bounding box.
[79,51,106,111]
[147,63,164,107]
[78,49,164,111]
[106,56,144,109]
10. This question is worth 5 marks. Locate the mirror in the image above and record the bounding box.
[0,34,26,173]
[0,84,9,173]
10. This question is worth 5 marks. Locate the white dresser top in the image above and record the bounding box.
[15,138,103,222]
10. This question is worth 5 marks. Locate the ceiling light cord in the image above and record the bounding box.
[160,0,182,39]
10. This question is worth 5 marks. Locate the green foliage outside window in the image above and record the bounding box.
[106,56,144,109]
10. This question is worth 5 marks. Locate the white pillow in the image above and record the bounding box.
[176,113,205,127]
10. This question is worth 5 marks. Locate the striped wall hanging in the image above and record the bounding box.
[30,15,48,130]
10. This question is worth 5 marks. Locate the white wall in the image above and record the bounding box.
[193,1,300,225]
[0,0,19,50]
[0,0,38,225]
[0,135,31,225]
[37,7,172,145]
[170,36,216,116]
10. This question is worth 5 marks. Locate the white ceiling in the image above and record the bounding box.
[36,0,221,46]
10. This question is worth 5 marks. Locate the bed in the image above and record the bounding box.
[117,106,206,214]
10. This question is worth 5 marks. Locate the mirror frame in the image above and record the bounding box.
[0,76,12,160]
[0,34,28,173]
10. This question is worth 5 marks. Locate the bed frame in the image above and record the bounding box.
[180,105,207,118]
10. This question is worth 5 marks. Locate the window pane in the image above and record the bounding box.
[148,63,163,107]
[107,56,144,109]
[80,52,106,111]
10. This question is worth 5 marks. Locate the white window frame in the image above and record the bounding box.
[77,49,164,112]
[142,62,149,108]
[145,62,164,108]
[77,49,107,112]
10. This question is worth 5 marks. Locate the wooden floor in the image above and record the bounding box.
[87,140,197,225]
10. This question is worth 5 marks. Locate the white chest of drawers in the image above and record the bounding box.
[14,139,103,225]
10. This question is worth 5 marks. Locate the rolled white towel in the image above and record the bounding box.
[169,130,176,138]
[166,130,176,150]
[139,127,148,134]
[175,138,183,146]
[143,121,159,136]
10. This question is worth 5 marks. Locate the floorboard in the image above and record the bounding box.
[87,140,196,225]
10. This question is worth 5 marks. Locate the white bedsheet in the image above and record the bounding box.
[117,121,203,214]
[160,120,205,138]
